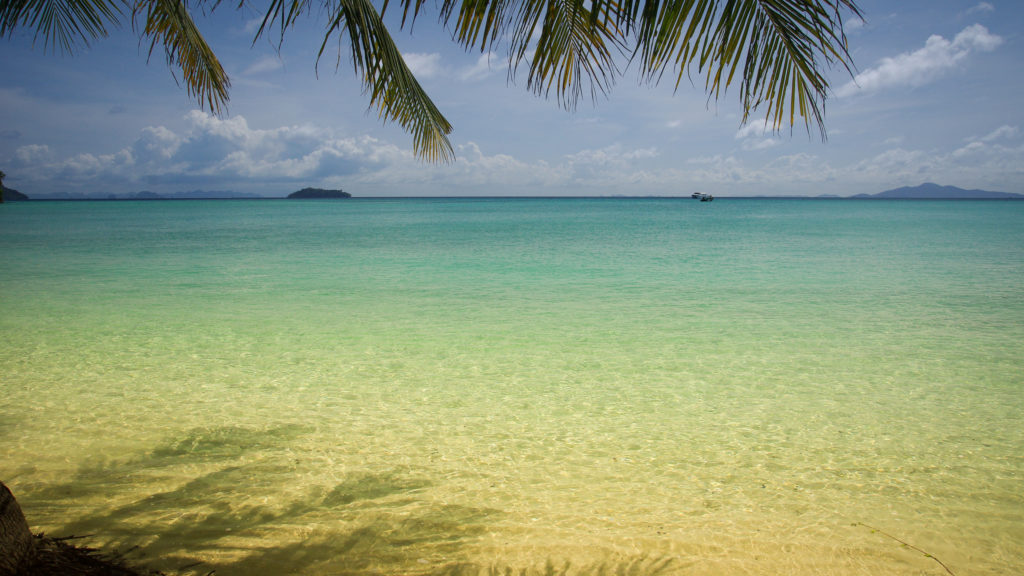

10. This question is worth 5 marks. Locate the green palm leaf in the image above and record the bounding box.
[0,0,124,52]
[391,0,860,137]
[433,0,625,110]
[256,0,454,162]
[633,0,861,135]
[134,0,230,114]
[3,0,862,159]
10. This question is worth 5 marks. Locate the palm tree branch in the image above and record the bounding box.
[307,0,453,162]
[250,0,312,46]
[135,0,230,114]
[632,0,860,136]
[0,0,124,53]
[439,0,626,111]
[737,0,860,133]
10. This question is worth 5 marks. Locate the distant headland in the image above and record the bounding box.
[287,187,351,199]
[850,183,1023,199]
[1,185,29,201]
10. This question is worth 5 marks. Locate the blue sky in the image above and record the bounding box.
[1,0,1022,197]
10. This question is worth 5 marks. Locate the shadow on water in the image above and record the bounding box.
[15,425,477,575]
[17,425,673,576]
[27,425,311,502]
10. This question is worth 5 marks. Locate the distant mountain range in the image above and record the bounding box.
[22,189,263,200]
[12,188,358,200]
[113,190,263,200]
[131,190,263,200]
[850,183,1024,199]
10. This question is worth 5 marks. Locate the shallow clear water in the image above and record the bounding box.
[1,198,1022,575]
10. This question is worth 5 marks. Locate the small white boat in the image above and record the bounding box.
[692,192,714,201]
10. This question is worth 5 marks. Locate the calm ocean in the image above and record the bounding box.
[1,198,1022,575]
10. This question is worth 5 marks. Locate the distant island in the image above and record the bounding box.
[852,183,1024,199]
[287,187,351,199]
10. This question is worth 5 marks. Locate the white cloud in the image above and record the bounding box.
[735,120,781,150]
[951,141,986,158]
[743,139,780,151]
[967,2,995,15]
[682,155,756,185]
[402,51,503,83]
[60,149,134,177]
[836,24,1002,97]
[403,53,443,79]
[16,144,53,164]
[166,112,370,179]
[971,125,1019,142]
[349,140,571,194]
[735,122,767,140]
[459,52,501,81]
[565,144,659,165]
[242,17,264,35]
[132,126,181,165]
[244,55,284,75]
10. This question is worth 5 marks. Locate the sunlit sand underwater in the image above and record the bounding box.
[1,198,1022,575]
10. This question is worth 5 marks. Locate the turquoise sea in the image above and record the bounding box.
[1,198,1022,575]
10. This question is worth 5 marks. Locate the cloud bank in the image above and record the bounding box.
[8,109,1023,198]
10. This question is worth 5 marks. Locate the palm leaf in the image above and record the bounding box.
[633,0,861,136]
[433,0,626,110]
[0,0,125,52]
[512,0,625,109]
[256,0,454,162]
[3,0,862,160]
[389,0,859,136]
[134,0,230,114]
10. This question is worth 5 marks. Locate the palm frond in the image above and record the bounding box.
[251,0,311,46]
[333,0,454,162]
[134,0,230,114]
[4,0,863,161]
[391,0,859,137]
[515,0,625,109]
[433,0,625,110]
[0,0,125,53]
[633,0,861,136]
[256,0,454,162]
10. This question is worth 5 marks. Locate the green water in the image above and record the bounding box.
[1,198,1022,575]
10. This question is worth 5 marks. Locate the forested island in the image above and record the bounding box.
[286,188,351,199]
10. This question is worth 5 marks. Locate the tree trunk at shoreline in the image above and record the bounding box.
[0,481,35,575]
